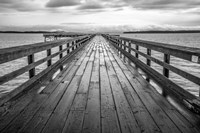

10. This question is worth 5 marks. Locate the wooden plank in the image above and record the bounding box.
[75,41,93,66]
[75,57,89,76]
[108,50,182,133]
[105,45,161,133]
[41,75,82,133]
[100,52,105,66]
[71,94,87,111]
[62,36,97,133]
[125,65,200,133]
[77,61,93,93]
[101,40,139,133]
[100,59,121,133]
[82,82,100,133]
[87,42,95,57]
[61,110,84,133]
[82,44,100,133]
[108,74,140,133]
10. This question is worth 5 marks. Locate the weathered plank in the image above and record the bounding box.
[62,37,98,133]
[82,82,100,133]
[82,44,100,133]
[41,75,82,133]
[125,65,200,133]
[100,42,121,133]
[109,47,182,133]
[62,110,84,133]
[106,44,161,133]
[77,61,93,93]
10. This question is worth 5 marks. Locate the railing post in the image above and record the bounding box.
[118,41,120,56]
[163,54,170,78]
[135,45,139,58]
[72,41,74,51]
[120,40,123,58]
[67,43,70,54]
[162,53,170,97]
[28,54,35,78]
[124,41,126,62]
[47,49,52,67]
[146,48,151,82]
[59,45,63,71]
[128,41,131,64]
[76,40,78,49]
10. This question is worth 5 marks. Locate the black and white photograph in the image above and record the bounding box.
[0,0,200,133]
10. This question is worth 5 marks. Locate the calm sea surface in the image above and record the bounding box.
[0,33,200,97]
[0,33,44,96]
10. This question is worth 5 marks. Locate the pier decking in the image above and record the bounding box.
[0,35,200,133]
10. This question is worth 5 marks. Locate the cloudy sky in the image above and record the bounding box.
[0,0,200,32]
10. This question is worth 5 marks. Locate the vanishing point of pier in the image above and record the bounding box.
[0,33,200,133]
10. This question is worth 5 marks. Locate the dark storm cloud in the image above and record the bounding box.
[0,0,42,12]
[46,0,81,7]
[45,0,127,10]
[77,3,104,10]
[76,0,127,12]
[125,0,200,10]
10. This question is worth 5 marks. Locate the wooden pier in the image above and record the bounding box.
[0,34,200,133]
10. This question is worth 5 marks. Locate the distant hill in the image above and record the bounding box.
[124,30,200,34]
[0,31,57,34]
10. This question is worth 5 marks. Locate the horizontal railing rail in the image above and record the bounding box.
[0,35,94,106]
[103,34,200,114]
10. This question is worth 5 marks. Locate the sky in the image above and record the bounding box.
[0,0,200,32]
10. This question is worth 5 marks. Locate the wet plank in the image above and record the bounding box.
[105,44,161,133]
[82,45,100,133]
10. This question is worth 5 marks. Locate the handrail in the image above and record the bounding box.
[0,36,88,64]
[117,36,200,63]
[0,35,94,106]
[103,34,200,114]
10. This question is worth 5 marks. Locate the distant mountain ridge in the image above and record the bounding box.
[0,31,54,34]
[124,30,200,34]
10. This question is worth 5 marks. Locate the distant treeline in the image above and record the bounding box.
[0,31,56,34]
[124,30,200,34]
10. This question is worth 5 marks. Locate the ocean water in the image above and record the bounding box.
[0,33,200,97]
[0,33,44,96]
[121,33,200,96]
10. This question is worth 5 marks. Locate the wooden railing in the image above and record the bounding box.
[0,35,94,106]
[103,34,200,114]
